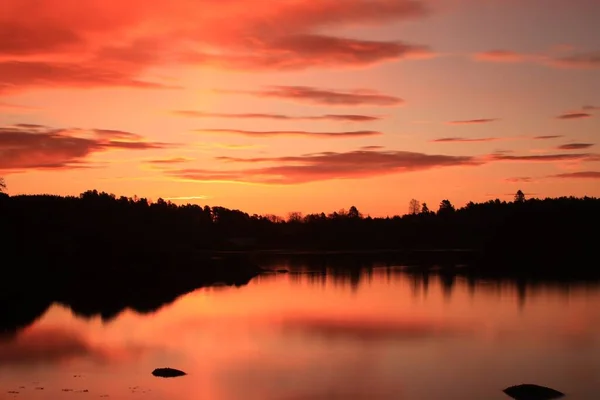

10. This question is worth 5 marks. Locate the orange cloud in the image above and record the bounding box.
[431,137,501,143]
[472,50,527,63]
[167,149,479,184]
[194,129,381,138]
[0,124,171,171]
[216,86,404,106]
[447,118,498,125]
[0,0,431,92]
[173,111,381,122]
[550,171,600,179]
[583,105,600,111]
[557,143,595,150]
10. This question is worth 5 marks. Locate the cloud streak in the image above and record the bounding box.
[471,49,600,70]
[431,137,501,143]
[489,152,599,163]
[0,124,171,171]
[194,129,381,138]
[557,143,595,150]
[167,149,478,184]
[447,118,498,125]
[556,112,592,120]
[533,135,564,140]
[549,171,600,179]
[173,111,381,122]
[216,86,404,107]
[146,157,193,165]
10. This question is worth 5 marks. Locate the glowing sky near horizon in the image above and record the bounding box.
[1,0,599,216]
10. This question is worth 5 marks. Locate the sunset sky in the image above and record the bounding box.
[1,0,599,216]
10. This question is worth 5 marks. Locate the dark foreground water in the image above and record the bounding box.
[1,263,600,399]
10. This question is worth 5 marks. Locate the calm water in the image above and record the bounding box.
[2,264,600,399]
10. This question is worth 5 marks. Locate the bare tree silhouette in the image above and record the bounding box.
[0,177,6,193]
[408,199,421,215]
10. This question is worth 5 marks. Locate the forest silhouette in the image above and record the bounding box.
[1,189,597,262]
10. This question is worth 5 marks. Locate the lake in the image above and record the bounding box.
[2,261,600,399]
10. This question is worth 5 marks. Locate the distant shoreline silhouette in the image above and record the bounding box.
[1,189,597,261]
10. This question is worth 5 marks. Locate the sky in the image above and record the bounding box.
[1,0,599,216]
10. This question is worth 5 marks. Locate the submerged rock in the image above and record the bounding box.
[503,384,565,400]
[152,368,187,378]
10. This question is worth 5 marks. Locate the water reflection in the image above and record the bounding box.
[1,259,600,399]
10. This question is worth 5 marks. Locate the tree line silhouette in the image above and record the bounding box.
[1,188,597,264]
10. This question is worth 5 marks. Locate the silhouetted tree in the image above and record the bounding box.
[348,206,361,219]
[0,177,5,193]
[438,199,455,214]
[514,190,526,203]
[408,199,421,215]
[287,211,303,223]
[421,203,430,215]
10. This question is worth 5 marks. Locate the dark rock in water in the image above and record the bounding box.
[152,368,186,378]
[503,384,565,400]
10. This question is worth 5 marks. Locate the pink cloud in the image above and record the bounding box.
[217,86,404,106]
[146,157,193,165]
[447,118,498,125]
[173,111,381,122]
[0,0,431,93]
[583,105,600,111]
[0,61,172,94]
[0,124,171,171]
[489,152,599,163]
[550,171,600,179]
[194,129,381,138]
[431,137,500,143]
[167,149,479,184]
[471,49,600,70]
[556,112,592,120]
[533,135,564,140]
[184,34,433,71]
[557,143,595,150]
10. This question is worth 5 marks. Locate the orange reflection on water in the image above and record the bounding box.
[1,268,600,400]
